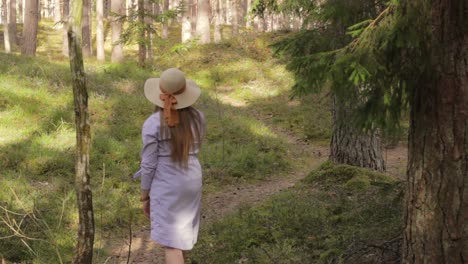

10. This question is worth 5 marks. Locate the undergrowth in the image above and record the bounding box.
[192,161,403,263]
[0,20,331,262]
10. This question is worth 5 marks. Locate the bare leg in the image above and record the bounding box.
[165,247,184,264]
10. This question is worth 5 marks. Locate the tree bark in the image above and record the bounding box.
[146,0,154,62]
[330,95,386,171]
[196,0,210,44]
[96,0,105,61]
[111,0,124,62]
[213,0,222,43]
[9,0,17,46]
[82,0,92,57]
[181,0,192,42]
[62,0,69,56]
[21,0,38,56]
[2,0,11,53]
[161,0,169,39]
[230,0,238,36]
[53,0,60,23]
[137,0,146,66]
[67,0,95,263]
[402,0,468,263]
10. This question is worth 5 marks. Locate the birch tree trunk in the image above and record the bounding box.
[111,0,124,62]
[196,0,210,44]
[181,0,192,42]
[67,0,95,263]
[403,0,468,262]
[2,0,11,53]
[96,0,105,61]
[82,0,92,56]
[21,0,38,56]
[62,0,69,56]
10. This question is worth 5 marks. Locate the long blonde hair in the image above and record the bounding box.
[157,106,202,166]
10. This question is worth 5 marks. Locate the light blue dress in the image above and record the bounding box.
[134,110,205,250]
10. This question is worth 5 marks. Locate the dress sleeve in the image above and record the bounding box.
[133,115,159,191]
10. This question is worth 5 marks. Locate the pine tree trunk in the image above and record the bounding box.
[161,0,169,39]
[330,95,386,171]
[196,0,210,44]
[111,0,124,62]
[53,0,60,23]
[137,0,146,66]
[62,0,69,56]
[96,0,105,61]
[181,0,192,42]
[2,0,11,53]
[21,0,38,56]
[213,0,222,43]
[67,0,95,263]
[82,0,92,57]
[146,0,154,62]
[230,0,238,36]
[9,0,16,46]
[402,0,468,262]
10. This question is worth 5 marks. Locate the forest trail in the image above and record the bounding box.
[106,110,407,264]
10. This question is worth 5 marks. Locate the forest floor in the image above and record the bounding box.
[107,105,407,264]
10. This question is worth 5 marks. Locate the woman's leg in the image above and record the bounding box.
[164,247,184,264]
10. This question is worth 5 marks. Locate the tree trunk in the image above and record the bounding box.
[181,0,192,42]
[9,0,17,46]
[330,95,386,171]
[230,0,238,36]
[161,0,169,39]
[82,0,92,57]
[146,0,154,62]
[137,0,146,66]
[111,0,124,62]
[67,0,95,263]
[21,0,38,56]
[53,0,60,23]
[213,0,221,43]
[96,0,105,61]
[402,0,468,263]
[2,0,11,53]
[196,0,210,44]
[62,0,69,56]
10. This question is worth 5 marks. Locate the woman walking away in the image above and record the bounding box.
[134,68,206,264]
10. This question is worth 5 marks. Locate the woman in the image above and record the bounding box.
[134,68,206,264]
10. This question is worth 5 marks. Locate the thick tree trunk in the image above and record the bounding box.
[9,0,16,46]
[82,0,92,57]
[96,0,105,62]
[402,0,468,263]
[67,0,95,263]
[21,0,38,56]
[196,0,210,44]
[2,0,11,53]
[62,0,69,56]
[330,95,386,171]
[111,0,124,62]
[181,0,192,42]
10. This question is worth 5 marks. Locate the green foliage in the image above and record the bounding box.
[192,162,403,263]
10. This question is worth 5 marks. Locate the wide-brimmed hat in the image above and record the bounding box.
[144,68,201,109]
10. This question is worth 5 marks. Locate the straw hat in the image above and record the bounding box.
[144,68,201,109]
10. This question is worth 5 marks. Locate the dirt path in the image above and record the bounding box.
[105,113,407,264]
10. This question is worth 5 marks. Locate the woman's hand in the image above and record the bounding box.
[142,200,150,218]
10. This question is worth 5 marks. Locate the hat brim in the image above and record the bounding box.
[144,78,201,109]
